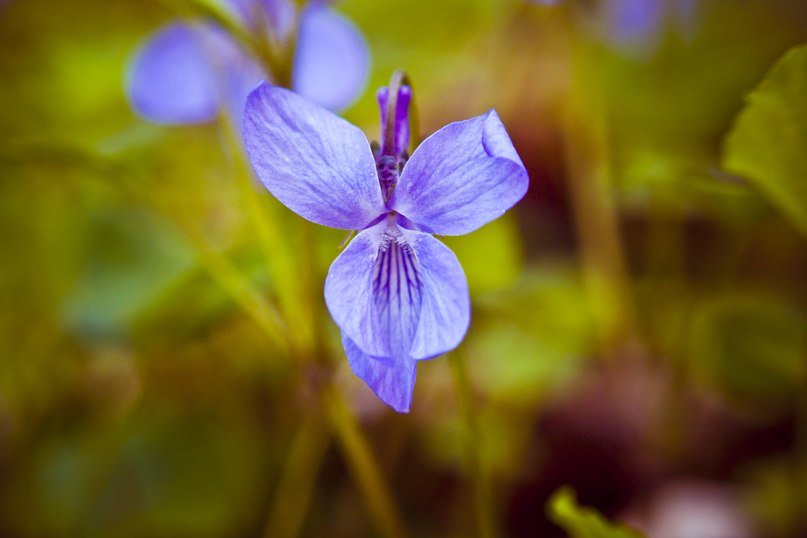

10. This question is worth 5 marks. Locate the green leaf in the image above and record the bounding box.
[547,487,643,538]
[688,293,806,412]
[723,43,807,237]
[62,206,194,338]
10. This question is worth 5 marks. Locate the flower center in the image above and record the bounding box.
[374,72,412,201]
[376,154,400,201]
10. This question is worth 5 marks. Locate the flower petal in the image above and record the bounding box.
[324,221,389,356]
[343,334,416,413]
[326,217,430,359]
[377,85,412,157]
[606,0,664,46]
[391,110,529,236]
[400,229,470,360]
[243,83,385,229]
[325,220,469,363]
[293,7,369,111]
[126,23,220,124]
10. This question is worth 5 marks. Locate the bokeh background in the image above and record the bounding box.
[2,0,807,536]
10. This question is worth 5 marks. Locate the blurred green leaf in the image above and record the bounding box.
[689,293,807,412]
[723,43,807,237]
[547,487,642,538]
[419,267,592,479]
[746,458,807,538]
[468,267,593,408]
[63,205,194,338]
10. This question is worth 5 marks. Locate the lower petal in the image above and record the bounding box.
[343,335,416,413]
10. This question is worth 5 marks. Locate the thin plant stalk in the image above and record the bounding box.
[450,350,498,538]
[220,117,312,355]
[218,127,405,537]
[263,412,331,538]
[563,38,639,357]
[323,385,407,538]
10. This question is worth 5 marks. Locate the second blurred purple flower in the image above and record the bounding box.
[126,0,369,125]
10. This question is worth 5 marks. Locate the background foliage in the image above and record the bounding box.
[1,0,807,536]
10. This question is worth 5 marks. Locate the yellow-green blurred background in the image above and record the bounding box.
[2,0,807,536]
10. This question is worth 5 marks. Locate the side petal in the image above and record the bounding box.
[400,229,470,360]
[126,23,220,124]
[292,7,369,111]
[343,335,416,413]
[324,221,388,357]
[391,110,529,236]
[243,83,385,229]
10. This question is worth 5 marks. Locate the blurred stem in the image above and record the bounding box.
[563,42,638,357]
[180,227,290,353]
[646,208,690,462]
[221,117,311,356]
[323,386,407,538]
[222,144,402,537]
[797,385,807,518]
[160,0,259,55]
[263,412,330,538]
[450,350,498,538]
[294,218,405,538]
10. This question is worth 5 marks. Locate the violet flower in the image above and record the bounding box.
[606,0,697,52]
[126,0,368,125]
[242,75,529,412]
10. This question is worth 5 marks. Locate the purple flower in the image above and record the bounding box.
[242,78,529,412]
[126,0,368,125]
[605,0,698,52]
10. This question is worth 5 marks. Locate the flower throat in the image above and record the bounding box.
[373,71,412,201]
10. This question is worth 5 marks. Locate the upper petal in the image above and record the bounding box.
[126,23,220,124]
[342,334,416,413]
[400,229,470,360]
[292,7,369,111]
[390,110,529,236]
[243,83,385,229]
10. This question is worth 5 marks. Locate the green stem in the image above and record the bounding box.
[450,350,497,538]
[797,385,807,521]
[220,117,310,356]
[218,126,403,537]
[323,386,407,538]
[182,227,290,354]
[263,412,330,538]
[563,41,638,358]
